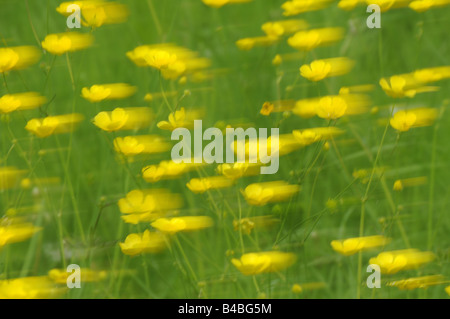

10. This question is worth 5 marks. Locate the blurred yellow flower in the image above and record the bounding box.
[262,19,308,38]
[216,162,261,180]
[369,249,436,274]
[300,57,354,82]
[41,32,93,55]
[186,176,234,194]
[231,251,296,275]
[380,75,438,98]
[282,0,334,16]
[387,275,446,290]
[233,216,279,235]
[142,160,205,183]
[48,268,107,284]
[151,216,214,234]
[317,96,347,120]
[390,108,437,132]
[0,92,46,114]
[236,36,278,51]
[157,107,203,130]
[331,235,391,256]
[25,113,84,138]
[113,135,170,156]
[0,276,65,299]
[81,83,136,103]
[393,176,427,191]
[0,167,26,190]
[338,0,365,10]
[0,222,42,248]
[120,230,168,256]
[288,27,344,51]
[0,46,41,73]
[93,107,152,132]
[242,181,300,206]
[118,189,183,215]
[202,0,252,8]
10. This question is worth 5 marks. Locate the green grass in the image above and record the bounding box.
[0,0,449,299]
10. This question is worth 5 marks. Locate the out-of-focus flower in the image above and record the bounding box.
[41,32,93,55]
[288,27,344,51]
[0,276,65,299]
[413,66,450,83]
[142,160,205,183]
[120,230,168,256]
[316,96,347,120]
[300,57,354,82]
[0,222,42,248]
[113,135,170,156]
[216,163,261,179]
[380,75,439,98]
[331,235,391,256]
[0,46,41,73]
[151,216,214,234]
[233,216,280,235]
[242,181,300,206]
[369,249,436,274]
[202,0,252,8]
[409,0,450,12]
[93,107,153,132]
[81,83,136,103]
[390,108,438,132]
[157,107,203,131]
[81,2,129,28]
[127,44,211,81]
[292,127,344,146]
[0,92,46,114]
[282,0,334,16]
[118,189,183,215]
[48,268,108,284]
[366,0,415,12]
[236,36,279,51]
[272,55,282,66]
[387,275,446,290]
[339,84,375,95]
[231,251,296,275]
[446,286,450,296]
[186,176,234,194]
[261,19,308,38]
[393,176,427,191]
[338,0,366,10]
[25,113,84,138]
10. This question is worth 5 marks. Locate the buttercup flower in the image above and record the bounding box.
[120,230,169,256]
[41,32,93,55]
[93,107,152,132]
[0,276,65,299]
[288,27,344,51]
[242,181,300,206]
[300,57,354,82]
[0,92,46,113]
[317,96,348,120]
[387,275,446,290]
[25,113,84,138]
[330,235,391,256]
[151,216,214,234]
[81,83,136,103]
[0,46,41,73]
[231,251,296,275]
[186,176,234,194]
[369,249,436,274]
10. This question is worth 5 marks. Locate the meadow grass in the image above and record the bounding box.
[0,0,449,299]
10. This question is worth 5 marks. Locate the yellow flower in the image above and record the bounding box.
[151,216,214,234]
[300,57,354,82]
[0,167,26,190]
[25,114,84,138]
[0,222,42,248]
[81,83,136,103]
[272,55,282,66]
[0,92,47,114]
[338,0,365,10]
[446,286,450,296]
[202,0,252,8]
[317,96,347,120]
[41,32,93,55]
[118,189,183,215]
[369,249,436,274]
[48,268,107,284]
[387,275,446,290]
[236,36,278,51]
[187,176,234,194]
[216,163,261,179]
[242,181,300,206]
[0,276,65,299]
[93,108,128,132]
[157,107,192,130]
[233,216,279,235]
[390,110,417,132]
[393,176,427,191]
[0,46,41,73]
[120,230,168,256]
[288,27,344,51]
[330,235,391,256]
[366,0,413,12]
[282,0,334,16]
[379,75,439,98]
[113,135,170,156]
[262,19,308,38]
[292,282,326,294]
[231,251,296,275]
[142,160,204,183]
